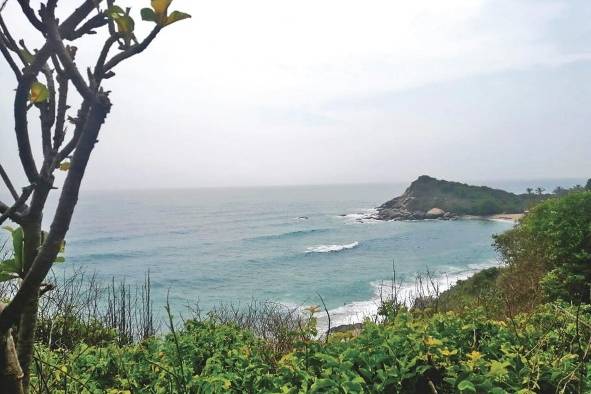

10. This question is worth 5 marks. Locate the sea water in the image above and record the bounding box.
[4,180,583,327]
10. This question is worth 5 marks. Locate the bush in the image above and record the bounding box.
[30,304,591,393]
[494,191,591,303]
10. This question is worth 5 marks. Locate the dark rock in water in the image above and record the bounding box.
[376,175,530,221]
[297,216,309,220]
[328,323,363,334]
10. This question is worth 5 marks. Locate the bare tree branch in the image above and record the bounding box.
[0,96,111,335]
[0,34,22,79]
[10,0,100,184]
[14,63,46,183]
[68,12,108,41]
[103,26,162,73]
[52,69,69,151]
[40,68,56,159]
[59,0,105,41]
[0,186,33,226]
[53,100,90,166]
[0,164,19,201]
[46,17,95,103]
[94,34,118,79]
[16,0,45,33]
[0,14,28,67]
[7,0,105,184]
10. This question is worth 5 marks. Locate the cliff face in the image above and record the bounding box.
[377,175,531,220]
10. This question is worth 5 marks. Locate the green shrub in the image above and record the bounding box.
[494,191,591,303]
[30,304,590,393]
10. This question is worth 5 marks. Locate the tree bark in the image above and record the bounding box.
[17,222,42,394]
[0,305,23,394]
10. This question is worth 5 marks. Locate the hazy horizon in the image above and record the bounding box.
[37,176,591,194]
[1,0,590,190]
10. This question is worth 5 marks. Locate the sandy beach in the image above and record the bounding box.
[487,213,525,222]
[460,213,525,222]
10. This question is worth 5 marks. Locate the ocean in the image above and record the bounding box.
[3,179,585,327]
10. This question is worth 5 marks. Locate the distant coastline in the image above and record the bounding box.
[375,175,535,221]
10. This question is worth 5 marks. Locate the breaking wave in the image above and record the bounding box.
[306,241,360,253]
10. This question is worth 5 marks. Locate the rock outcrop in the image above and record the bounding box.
[377,175,531,221]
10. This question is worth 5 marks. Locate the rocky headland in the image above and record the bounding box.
[377,175,533,221]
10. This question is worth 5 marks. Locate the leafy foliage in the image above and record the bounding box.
[0,226,65,282]
[435,267,503,314]
[141,0,191,27]
[30,304,590,393]
[494,191,591,303]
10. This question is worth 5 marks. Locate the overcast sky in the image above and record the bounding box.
[1,0,590,190]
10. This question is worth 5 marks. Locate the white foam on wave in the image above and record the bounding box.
[314,259,502,333]
[340,208,379,224]
[306,241,359,253]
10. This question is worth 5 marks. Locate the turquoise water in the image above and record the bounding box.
[39,183,518,324]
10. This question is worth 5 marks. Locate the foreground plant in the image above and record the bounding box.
[28,304,591,393]
[0,1,189,392]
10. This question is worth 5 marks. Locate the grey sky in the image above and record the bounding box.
[1,0,590,190]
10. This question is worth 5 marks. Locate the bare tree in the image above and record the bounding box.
[0,1,190,392]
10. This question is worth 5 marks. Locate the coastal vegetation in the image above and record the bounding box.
[0,188,585,393]
[0,1,589,393]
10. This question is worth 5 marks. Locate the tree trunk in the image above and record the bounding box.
[16,298,38,394]
[17,222,42,393]
[0,305,23,394]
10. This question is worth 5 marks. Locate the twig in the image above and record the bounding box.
[16,0,45,32]
[45,11,96,103]
[0,34,22,79]
[165,290,186,394]
[0,164,19,201]
[317,292,331,343]
[0,185,33,226]
[103,26,161,72]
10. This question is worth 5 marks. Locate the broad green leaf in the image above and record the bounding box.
[488,360,510,380]
[0,272,18,282]
[115,15,135,34]
[20,48,35,64]
[107,5,125,16]
[165,11,191,26]
[0,259,19,274]
[30,82,49,103]
[141,7,157,22]
[107,6,135,34]
[458,380,476,393]
[12,226,23,270]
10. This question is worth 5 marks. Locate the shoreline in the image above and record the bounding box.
[316,259,502,333]
[460,213,524,223]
